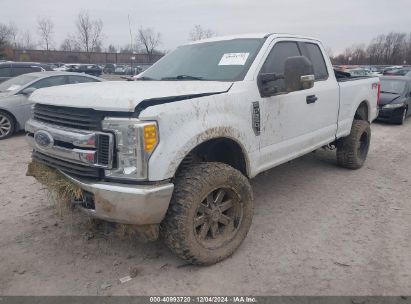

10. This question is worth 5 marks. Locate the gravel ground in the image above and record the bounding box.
[0,120,410,296]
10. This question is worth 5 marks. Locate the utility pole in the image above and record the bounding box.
[128,14,133,74]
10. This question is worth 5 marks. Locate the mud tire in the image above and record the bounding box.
[161,162,253,265]
[337,119,371,169]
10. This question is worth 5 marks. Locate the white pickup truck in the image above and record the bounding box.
[26,33,380,265]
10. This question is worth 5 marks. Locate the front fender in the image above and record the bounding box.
[148,126,250,181]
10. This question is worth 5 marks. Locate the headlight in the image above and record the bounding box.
[102,117,158,181]
[383,103,404,109]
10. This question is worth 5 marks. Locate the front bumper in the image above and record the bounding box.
[63,172,174,225]
[377,106,405,122]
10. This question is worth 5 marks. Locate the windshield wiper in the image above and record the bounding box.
[380,91,399,94]
[136,76,155,81]
[161,75,205,81]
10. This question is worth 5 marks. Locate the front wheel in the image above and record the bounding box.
[0,111,15,140]
[337,119,371,169]
[397,107,407,125]
[162,162,253,265]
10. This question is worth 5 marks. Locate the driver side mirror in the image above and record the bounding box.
[284,56,315,92]
[21,87,36,96]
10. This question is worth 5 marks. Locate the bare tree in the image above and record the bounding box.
[37,17,54,51]
[0,23,13,58]
[107,44,117,53]
[75,10,103,62]
[189,25,215,41]
[405,33,411,64]
[0,23,13,48]
[332,31,411,65]
[7,22,18,48]
[120,44,133,53]
[60,34,79,52]
[136,27,161,61]
[17,30,36,50]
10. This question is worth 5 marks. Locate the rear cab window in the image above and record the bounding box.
[301,42,329,80]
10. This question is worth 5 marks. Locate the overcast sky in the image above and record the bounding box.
[1,0,410,54]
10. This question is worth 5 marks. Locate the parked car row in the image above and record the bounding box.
[53,64,103,77]
[334,65,411,78]
[382,67,411,76]
[104,63,145,75]
[0,62,53,83]
[53,63,147,76]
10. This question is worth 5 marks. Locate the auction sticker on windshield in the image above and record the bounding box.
[218,53,249,65]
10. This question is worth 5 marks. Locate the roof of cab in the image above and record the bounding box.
[185,33,321,45]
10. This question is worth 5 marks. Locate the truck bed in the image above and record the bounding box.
[334,69,375,82]
[336,75,379,138]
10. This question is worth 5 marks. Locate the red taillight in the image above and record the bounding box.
[373,82,381,105]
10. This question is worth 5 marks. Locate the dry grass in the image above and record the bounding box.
[26,160,83,215]
[26,160,157,240]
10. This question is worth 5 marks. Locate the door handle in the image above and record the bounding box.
[306,95,318,104]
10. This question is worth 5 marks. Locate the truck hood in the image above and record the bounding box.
[29,81,233,112]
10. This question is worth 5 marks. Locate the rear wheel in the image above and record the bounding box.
[162,162,253,265]
[337,120,371,169]
[0,111,15,140]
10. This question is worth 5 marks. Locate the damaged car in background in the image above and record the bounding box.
[377,76,411,124]
[25,33,379,265]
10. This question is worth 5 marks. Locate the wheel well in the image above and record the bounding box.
[176,138,248,177]
[354,101,369,121]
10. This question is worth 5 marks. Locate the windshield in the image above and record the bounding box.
[141,38,264,81]
[0,74,40,92]
[380,79,406,95]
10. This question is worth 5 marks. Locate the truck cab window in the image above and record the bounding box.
[259,42,301,93]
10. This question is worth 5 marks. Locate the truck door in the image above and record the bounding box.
[256,40,339,171]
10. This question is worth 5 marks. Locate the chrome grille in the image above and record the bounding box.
[26,118,114,180]
[33,104,103,130]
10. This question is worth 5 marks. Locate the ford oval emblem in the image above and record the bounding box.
[34,130,54,149]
